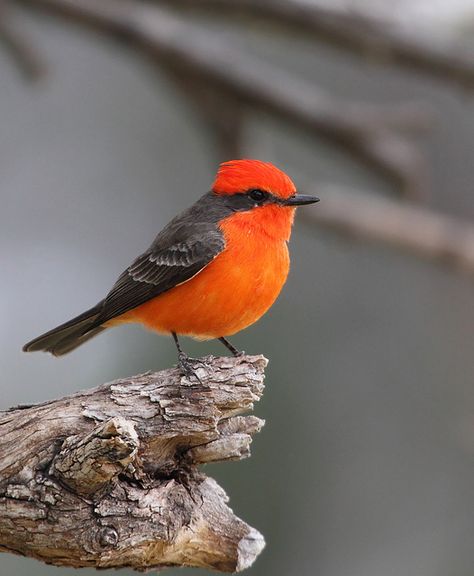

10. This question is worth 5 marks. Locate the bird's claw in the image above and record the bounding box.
[178,354,207,384]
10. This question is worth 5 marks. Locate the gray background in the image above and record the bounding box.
[1,5,474,576]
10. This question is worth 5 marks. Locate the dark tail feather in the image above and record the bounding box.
[23,302,106,356]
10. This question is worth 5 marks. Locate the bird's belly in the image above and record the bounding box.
[118,240,290,339]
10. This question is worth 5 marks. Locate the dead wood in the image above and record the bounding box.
[0,355,267,572]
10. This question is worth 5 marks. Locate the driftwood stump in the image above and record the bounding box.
[0,355,267,572]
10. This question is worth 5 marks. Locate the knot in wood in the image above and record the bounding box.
[51,417,139,496]
[98,526,119,548]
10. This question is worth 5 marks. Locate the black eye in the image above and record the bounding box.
[248,189,267,203]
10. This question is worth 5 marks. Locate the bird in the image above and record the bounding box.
[23,159,319,377]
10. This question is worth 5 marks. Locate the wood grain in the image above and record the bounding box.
[0,355,267,572]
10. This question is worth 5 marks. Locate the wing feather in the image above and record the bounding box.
[98,230,225,323]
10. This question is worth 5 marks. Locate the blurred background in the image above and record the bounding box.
[1,1,474,575]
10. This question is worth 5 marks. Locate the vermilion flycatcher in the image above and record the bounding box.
[23,159,319,375]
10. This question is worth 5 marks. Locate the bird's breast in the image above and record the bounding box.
[121,215,290,338]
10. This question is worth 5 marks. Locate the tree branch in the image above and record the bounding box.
[166,0,474,90]
[0,0,45,80]
[0,355,267,572]
[302,184,474,274]
[19,0,431,198]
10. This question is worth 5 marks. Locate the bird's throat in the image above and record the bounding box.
[220,204,295,242]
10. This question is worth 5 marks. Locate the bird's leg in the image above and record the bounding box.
[218,336,244,357]
[172,332,206,382]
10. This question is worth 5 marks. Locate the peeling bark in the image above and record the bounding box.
[0,355,267,572]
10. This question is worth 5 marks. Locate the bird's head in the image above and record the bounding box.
[212,159,319,240]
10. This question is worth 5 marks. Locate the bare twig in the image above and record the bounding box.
[0,355,267,572]
[167,69,245,161]
[0,0,44,80]
[20,0,431,197]
[166,0,474,90]
[302,184,474,273]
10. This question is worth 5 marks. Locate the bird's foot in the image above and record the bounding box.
[177,353,208,384]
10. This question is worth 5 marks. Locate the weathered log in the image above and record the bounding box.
[0,355,267,572]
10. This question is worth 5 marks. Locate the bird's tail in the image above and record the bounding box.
[23,302,106,356]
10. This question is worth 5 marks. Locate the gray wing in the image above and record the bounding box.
[98,229,225,323]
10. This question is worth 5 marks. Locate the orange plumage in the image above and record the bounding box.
[23,159,319,363]
[109,209,292,338]
[108,160,297,338]
[212,159,296,198]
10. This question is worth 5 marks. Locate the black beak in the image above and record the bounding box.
[283,193,320,206]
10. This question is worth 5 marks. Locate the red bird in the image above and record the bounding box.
[23,159,319,375]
